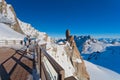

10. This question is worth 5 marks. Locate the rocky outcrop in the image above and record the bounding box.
[65,29,90,80]
[0,0,24,34]
[0,0,7,13]
[9,6,24,34]
[66,29,70,41]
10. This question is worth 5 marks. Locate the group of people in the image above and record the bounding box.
[24,35,31,54]
[20,35,37,54]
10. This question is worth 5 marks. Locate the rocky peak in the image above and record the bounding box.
[65,29,90,80]
[66,29,70,41]
[0,0,24,34]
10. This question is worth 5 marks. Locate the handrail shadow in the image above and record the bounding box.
[0,48,34,80]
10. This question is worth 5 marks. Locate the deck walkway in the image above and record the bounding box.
[0,47,34,80]
[0,46,77,80]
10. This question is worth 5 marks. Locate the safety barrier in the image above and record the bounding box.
[36,44,65,80]
[0,40,23,48]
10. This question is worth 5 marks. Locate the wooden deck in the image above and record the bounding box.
[0,46,77,80]
[0,47,34,80]
[65,76,77,80]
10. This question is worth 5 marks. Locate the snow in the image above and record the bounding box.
[78,36,120,73]
[82,39,106,54]
[82,45,120,74]
[72,58,82,63]
[58,41,64,45]
[43,56,58,79]
[75,36,120,80]
[0,3,15,24]
[3,0,120,79]
[6,4,15,23]
[81,37,120,54]
[46,42,75,78]
[0,23,24,40]
[84,60,120,80]
[18,19,46,41]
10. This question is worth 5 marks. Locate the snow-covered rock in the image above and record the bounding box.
[82,39,106,54]
[46,42,75,77]
[0,1,15,24]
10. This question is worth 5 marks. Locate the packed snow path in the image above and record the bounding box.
[0,48,34,80]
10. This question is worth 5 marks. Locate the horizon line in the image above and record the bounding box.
[47,33,120,39]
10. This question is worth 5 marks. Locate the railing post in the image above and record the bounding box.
[13,40,16,45]
[5,40,8,45]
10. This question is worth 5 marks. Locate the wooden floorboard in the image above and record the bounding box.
[0,47,33,80]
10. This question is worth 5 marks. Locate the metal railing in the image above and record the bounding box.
[36,44,65,80]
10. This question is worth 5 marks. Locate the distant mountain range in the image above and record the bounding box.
[74,35,120,80]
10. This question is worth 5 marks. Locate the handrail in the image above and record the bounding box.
[41,62,51,80]
[41,48,65,80]
[0,40,22,45]
[36,44,65,80]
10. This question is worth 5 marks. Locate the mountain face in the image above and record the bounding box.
[0,0,24,34]
[75,35,120,80]
[0,0,47,40]
[0,0,90,80]
[45,31,90,80]
[74,35,92,52]
[65,30,89,80]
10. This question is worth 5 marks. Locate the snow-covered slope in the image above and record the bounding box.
[74,35,92,52]
[0,23,24,40]
[84,60,120,80]
[82,45,120,74]
[99,38,120,44]
[74,35,107,54]
[0,0,24,40]
[78,36,120,54]
[82,39,106,54]
[75,35,120,80]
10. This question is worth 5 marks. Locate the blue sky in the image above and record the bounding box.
[6,0,120,38]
